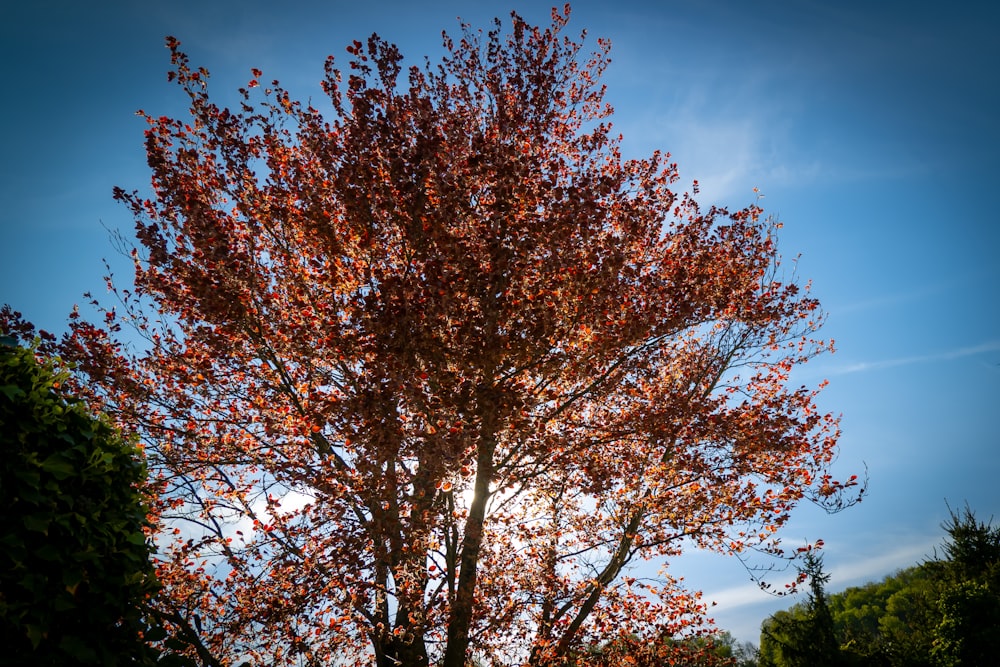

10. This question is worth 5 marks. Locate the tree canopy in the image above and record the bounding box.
[0,7,861,666]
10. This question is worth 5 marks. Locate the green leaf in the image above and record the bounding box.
[58,635,98,662]
[16,468,41,490]
[22,514,51,534]
[126,532,148,545]
[0,383,24,400]
[62,568,84,586]
[25,624,46,649]
[34,543,62,561]
[54,592,78,612]
[40,453,76,480]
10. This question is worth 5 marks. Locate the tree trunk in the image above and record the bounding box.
[378,635,430,667]
[441,422,497,667]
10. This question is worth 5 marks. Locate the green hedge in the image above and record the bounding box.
[0,336,163,666]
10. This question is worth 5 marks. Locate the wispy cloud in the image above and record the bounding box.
[830,539,939,584]
[702,537,938,613]
[614,77,807,205]
[701,536,941,642]
[830,284,952,316]
[831,341,1000,375]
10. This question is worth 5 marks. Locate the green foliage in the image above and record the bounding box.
[931,580,1000,667]
[0,338,167,665]
[759,553,846,667]
[707,631,760,667]
[759,503,1000,667]
[928,504,1000,666]
[935,504,1000,585]
[827,565,938,666]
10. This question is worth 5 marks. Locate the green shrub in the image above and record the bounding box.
[0,336,161,665]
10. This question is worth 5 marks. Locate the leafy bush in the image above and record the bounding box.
[0,336,161,665]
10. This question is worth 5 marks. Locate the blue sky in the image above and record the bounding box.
[2,0,998,645]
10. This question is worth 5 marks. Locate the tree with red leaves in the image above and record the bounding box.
[1,6,862,666]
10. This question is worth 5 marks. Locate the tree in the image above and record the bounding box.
[929,504,1000,666]
[831,565,939,667]
[759,552,844,667]
[932,503,1000,586]
[1,7,861,666]
[0,336,160,665]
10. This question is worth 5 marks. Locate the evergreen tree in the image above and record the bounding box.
[929,504,1000,666]
[760,552,844,667]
